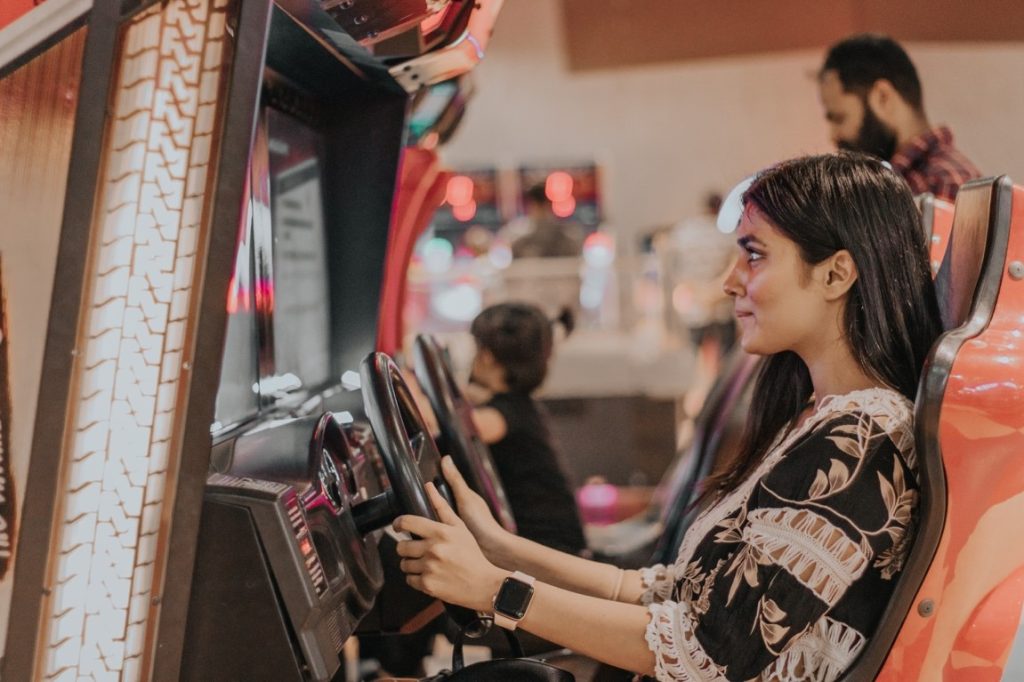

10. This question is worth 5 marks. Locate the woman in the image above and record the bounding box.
[394,153,942,680]
[468,302,587,555]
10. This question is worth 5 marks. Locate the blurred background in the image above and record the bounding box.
[401,0,1024,491]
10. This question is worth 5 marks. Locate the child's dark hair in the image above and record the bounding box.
[471,302,570,394]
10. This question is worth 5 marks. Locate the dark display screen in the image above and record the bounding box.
[267,107,333,392]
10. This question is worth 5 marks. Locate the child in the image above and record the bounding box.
[468,302,587,556]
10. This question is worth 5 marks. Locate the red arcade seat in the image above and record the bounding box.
[917,192,957,276]
[378,148,451,356]
[647,350,760,565]
[843,176,1024,680]
[581,349,758,568]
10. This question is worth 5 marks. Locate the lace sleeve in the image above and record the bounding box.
[637,563,678,605]
[641,406,918,681]
[645,600,729,681]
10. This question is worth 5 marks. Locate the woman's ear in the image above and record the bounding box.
[821,249,858,301]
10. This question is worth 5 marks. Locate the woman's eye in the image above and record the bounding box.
[746,250,764,263]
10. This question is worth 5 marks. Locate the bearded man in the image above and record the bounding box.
[818,34,980,201]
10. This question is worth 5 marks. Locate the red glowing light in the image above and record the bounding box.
[552,196,576,218]
[255,277,275,314]
[227,273,239,314]
[545,171,574,203]
[299,536,313,556]
[226,273,252,315]
[584,231,614,251]
[452,200,477,222]
[446,175,475,206]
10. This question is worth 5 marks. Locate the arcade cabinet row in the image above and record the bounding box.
[0,1,503,680]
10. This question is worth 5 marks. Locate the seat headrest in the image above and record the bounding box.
[933,177,1013,332]
[915,193,936,241]
[916,192,956,276]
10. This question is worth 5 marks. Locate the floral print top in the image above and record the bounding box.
[640,388,917,681]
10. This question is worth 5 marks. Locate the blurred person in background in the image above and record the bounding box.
[468,302,587,555]
[663,191,738,416]
[818,33,980,201]
[510,183,584,259]
[669,192,737,355]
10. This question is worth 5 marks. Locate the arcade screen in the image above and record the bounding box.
[518,163,602,228]
[266,108,333,393]
[407,79,459,145]
[431,167,503,240]
[213,200,259,429]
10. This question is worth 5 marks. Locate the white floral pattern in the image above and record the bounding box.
[640,388,917,681]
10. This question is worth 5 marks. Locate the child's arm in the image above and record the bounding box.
[471,406,507,444]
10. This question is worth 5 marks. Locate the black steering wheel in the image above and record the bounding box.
[359,352,486,633]
[360,352,448,520]
[413,334,517,532]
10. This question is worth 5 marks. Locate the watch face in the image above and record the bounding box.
[494,577,534,619]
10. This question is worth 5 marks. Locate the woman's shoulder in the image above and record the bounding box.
[808,387,915,461]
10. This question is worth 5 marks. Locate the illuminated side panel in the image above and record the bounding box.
[41,1,230,680]
[286,486,329,598]
[206,474,328,597]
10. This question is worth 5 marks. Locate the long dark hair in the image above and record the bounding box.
[706,153,942,498]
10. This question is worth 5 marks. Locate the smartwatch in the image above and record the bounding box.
[491,571,535,630]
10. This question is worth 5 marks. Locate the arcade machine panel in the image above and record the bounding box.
[916,192,957,276]
[366,0,477,60]
[210,411,385,621]
[319,0,439,46]
[182,474,345,682]
[185,2,411,678]
[387,0,504,92]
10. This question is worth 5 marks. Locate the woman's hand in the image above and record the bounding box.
[439,456,512,562]
[394,481,507,612]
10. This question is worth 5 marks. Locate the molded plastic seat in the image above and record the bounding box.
[586,348,759,567]
[916,192,957,276]
[649,350,760,566]
[842,176,1024,680]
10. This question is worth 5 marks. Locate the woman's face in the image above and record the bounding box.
[723,206,834,357]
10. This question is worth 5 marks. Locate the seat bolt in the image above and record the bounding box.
[918,599,935,617]
[1009,261,1024,281]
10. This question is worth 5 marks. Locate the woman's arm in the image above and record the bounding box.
[395,483,657,677]
[490,525,649,603]
[439,456,647,602]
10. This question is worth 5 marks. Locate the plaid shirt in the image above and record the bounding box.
[890,126,981,202]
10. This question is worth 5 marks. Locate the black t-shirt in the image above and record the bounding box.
[485,392,587,555]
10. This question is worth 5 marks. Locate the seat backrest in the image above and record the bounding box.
[933,184,1000,331]
[649,348,760,566]
[842,176,1018,681]
[917,192,957,276]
